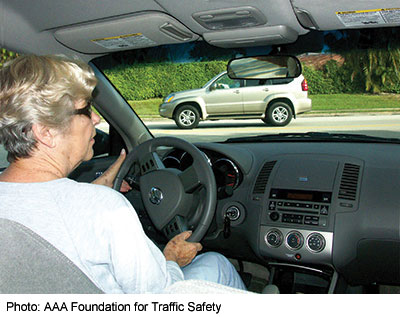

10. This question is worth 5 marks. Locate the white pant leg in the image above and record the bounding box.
[181,252,247,290]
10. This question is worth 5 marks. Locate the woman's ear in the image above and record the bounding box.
[31,123,58,148]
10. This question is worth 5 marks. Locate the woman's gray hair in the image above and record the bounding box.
[0,55,97,162]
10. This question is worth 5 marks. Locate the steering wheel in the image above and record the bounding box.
[113,137,217,242]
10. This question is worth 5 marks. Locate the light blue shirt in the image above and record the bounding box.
[0,178,184,293]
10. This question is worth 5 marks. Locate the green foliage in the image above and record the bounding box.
[104,61,227,100]
[342,48,400,94]
[0,48,18,68]
[304,60,370,95]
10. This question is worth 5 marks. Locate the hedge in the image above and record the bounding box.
[303,61,365,95]
[104,61,226,100]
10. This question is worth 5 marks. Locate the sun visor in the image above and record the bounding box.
[54,12,199,54]
[291,0,400,30]
[203,25,298,48]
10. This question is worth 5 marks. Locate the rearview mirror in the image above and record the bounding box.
[227,55,301,80]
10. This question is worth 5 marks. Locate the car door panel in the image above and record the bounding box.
[241,83,271,114]
[203,74,243,115]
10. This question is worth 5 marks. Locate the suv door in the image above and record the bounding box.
[242,78,295,115]
[203,73,243,115]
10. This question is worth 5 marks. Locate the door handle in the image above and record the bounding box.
[263,88,269,92]
[233,90,240,94]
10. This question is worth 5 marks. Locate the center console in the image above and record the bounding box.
[263,188,333,261]
[254,155,362,267]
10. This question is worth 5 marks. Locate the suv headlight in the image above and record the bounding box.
[164,93,175,103]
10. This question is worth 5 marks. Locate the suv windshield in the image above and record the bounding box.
[93,29,400,144]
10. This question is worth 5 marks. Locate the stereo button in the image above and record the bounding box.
[320,205,329,215]
[269,212,279,222]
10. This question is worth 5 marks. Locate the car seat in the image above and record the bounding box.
[0,218,263,294]
[0,218,103,293]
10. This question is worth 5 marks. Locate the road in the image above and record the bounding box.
[146,114,400,143]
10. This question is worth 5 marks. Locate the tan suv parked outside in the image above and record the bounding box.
[159,71,312,129]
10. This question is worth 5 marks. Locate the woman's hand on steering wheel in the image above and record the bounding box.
[92,148,132,192]
[163,231,203,267]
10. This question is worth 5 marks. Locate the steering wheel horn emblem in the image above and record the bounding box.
[149,187,164,205]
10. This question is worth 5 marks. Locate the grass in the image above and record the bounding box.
[129,99,162,117]
[127,94,400,118]
[310,94,400,112]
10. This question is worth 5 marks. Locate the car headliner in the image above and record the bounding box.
[2,0,400,61]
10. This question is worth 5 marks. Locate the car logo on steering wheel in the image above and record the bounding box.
[149,187,163,205]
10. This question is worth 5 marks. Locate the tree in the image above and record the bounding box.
[327,28,400,93]
[342,48,400,93]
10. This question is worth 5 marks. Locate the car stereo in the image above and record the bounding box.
[267,188,331,228]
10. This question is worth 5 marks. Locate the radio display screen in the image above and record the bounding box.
[287,192,313,201]
[270,188,331,203]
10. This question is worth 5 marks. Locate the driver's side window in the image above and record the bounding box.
[214,74,241,89]
[92,106,125,159]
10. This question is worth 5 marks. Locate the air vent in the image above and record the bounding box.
[338,163,360,201]
[253,161,276,194]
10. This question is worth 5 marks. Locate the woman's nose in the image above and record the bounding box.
[92,111,101,126]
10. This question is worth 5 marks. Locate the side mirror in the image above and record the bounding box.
[209,83,217,91]
[227,55,302,80]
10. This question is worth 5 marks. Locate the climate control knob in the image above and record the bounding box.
[265,229,283,248]
[286,231,304,250]
[307,233,326,253]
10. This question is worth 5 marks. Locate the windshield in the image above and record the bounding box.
[93,28,400,144]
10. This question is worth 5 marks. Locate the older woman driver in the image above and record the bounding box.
[0,55,245,293]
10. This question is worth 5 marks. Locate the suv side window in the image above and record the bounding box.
[245,78,295,87]
[214,74,241,89]
[245,79,262,87]
[269,78,294,85]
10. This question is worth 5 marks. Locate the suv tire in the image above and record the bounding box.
[174,105,200,129]
[264,101,293,126]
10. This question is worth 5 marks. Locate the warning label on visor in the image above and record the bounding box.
[336,8,400,27]
[92,33,157,50]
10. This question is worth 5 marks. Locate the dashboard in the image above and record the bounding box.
[162,141,400,286]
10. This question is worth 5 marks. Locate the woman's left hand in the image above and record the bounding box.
[91,149,132,192]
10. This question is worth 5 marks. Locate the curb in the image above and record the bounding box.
[300,110,400,117]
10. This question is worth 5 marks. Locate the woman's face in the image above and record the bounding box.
[58,99,101,171]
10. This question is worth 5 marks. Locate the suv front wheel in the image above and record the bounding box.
[174,105,200,129]
[263,101,293,126]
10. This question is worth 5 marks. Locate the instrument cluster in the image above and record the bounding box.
[162,148,243,199]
